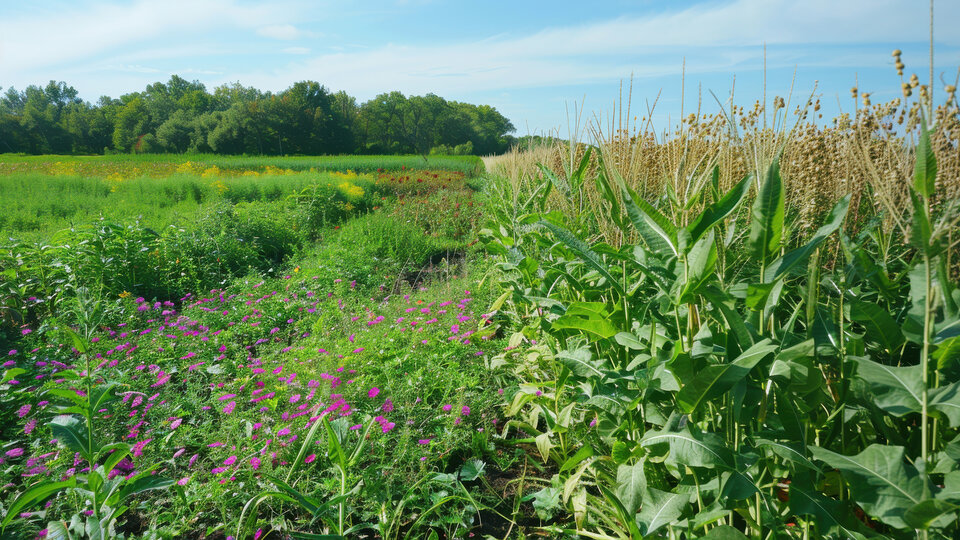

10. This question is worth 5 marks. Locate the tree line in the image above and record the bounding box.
[0,77,516,156]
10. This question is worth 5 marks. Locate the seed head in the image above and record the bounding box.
[892,49,902,57]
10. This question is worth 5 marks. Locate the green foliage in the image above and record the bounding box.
[0,75,514,157]
[481,120,960,538]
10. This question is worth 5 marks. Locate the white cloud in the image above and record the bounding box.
[257,24,302,41]
[230,0,958,98]
[0,0,294,75]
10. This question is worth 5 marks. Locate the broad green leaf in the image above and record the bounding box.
[748,158,784,263]
[676,339,777,414]
[913,117,937,198]
[89,382,119,415]
[810,444,927,529]
[702,286,754,351]
[538,220,625,296]
[85,515,103,540]
[909,190,933,251]
[903,499,957,529]
[934,335,960,370]
[1,368,25,384]
[1,478,77,527]
[755,439,819,471]
[641,415,732,469]
[763,194,849,283]
[851,357,922,417]
[686,173,751,245]
[848,300,904,356]
[116,472,173,503]
[720,469,759,500]
[788,475,847,533]
[556,348,605,378]
[535,432,553,463]
[635,488,688,536]
[929,381,960,426]
[60,325,88,354]
[614,332,645,350]
[50,415,91,458]
[560,445,594,473]
[620,184,678,258]
[679,230,717,302]
[616,461,647,515]
[940,471,960,502]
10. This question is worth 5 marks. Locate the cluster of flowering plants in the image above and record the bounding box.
[1,263,507,537]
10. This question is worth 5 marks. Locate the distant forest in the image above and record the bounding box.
[0,77,516,156]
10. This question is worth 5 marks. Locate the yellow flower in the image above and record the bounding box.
[119,291,131,298]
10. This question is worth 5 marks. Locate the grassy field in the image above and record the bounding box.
[2,81,960,539]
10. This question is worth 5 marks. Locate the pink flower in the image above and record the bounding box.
[222,401,236,415]
[418,439,431,445]
[277,427,291,437]
[132,439,151,458]
[17,404,31,418]
[170,418,183,430]
[250,457,261,470]
[442,404,452,412]
[177,476,191,486]
[5,448,24,458]
[304,454,316,464]
[224,456,237,465]
[461,406,470,416]
[368,387,380,399]
[382,399,394,413]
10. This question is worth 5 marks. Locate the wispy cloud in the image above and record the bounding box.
[233,0,958,98]
[282,47,311,55]
[257,24,303,41]
[0,0,295,73]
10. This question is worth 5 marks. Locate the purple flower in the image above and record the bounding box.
[461,406,470,416]
[224,455,237,465]
[5,448,24,458]
[442,404,452,412]
[132,439,151,458]
[368,387,380,399]
[17,404,31,418]
[177,476,191,486]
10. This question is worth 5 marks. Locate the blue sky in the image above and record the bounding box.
[1,0,958,136]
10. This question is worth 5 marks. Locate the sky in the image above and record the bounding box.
[1,0,958,137]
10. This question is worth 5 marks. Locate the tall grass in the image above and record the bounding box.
[492,79,960,254]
